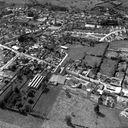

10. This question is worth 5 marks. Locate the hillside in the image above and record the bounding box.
[0,0,103,10]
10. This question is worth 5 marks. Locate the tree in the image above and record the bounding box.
[90,41,95,47]
[65,116,75,128]
[24,105,32,113]
[65,90,71,98]
[82,52,87,60]
[28,99,34,104]
[19,108,27,116]
[28,90,35,98]
[8,65,17,72]
[0,101,6,109]
[17,74,23,80]
[27,11,34,17]
[33,14,39,21]
[14,87,20,94]
[4,79,9,84]
[16,102,23,109]
[18,35,26,43]
[43,87,49,94]
[94,104,100,114]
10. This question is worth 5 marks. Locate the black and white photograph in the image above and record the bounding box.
[0,0,128,128]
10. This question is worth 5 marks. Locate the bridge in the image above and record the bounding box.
[99,28,126,42]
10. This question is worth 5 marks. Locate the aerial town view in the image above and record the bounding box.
[1,0,128,128]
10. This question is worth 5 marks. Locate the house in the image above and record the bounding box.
[49,74,66,85]
[12,45,19,51]
[117,96,128,108]
[121,88,128,98]
[104,83,121,94]
[85,24,95,28]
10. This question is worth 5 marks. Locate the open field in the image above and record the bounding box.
[109,40,128,50]
[33,85,62,116]
[0,109,42,128]
[42,89,128,128]
[100,58,118,77]
[68,43,108,60]
[84,55,102,68]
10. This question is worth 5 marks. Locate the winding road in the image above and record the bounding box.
[99,29,126,42]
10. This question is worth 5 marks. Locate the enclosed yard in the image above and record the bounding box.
[84,55,102,68]
[33,85,62,116]
[100,58,118,77]
[69,43,108,60]
[109,40,128,50]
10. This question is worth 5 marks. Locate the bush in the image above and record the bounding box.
[19,108,27,116]
[16,102,23,109]
[14,87,20,94]
[0,101,6,109]
[27,90,35,98]
[65,116,74,128]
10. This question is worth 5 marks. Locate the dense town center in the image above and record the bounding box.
[0,0,128,128]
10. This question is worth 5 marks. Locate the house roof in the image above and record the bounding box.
[50,74,66,84]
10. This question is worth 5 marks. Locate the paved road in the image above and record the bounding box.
[99,29,126,42]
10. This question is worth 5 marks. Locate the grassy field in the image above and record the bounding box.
[42,89,128,128]
[84,55,102,68]
[100,58,118,77]
[33,85,62,116]
[109,40,128,50]
[68,43,108,60]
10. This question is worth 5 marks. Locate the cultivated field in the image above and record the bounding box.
[109,40,128,50]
